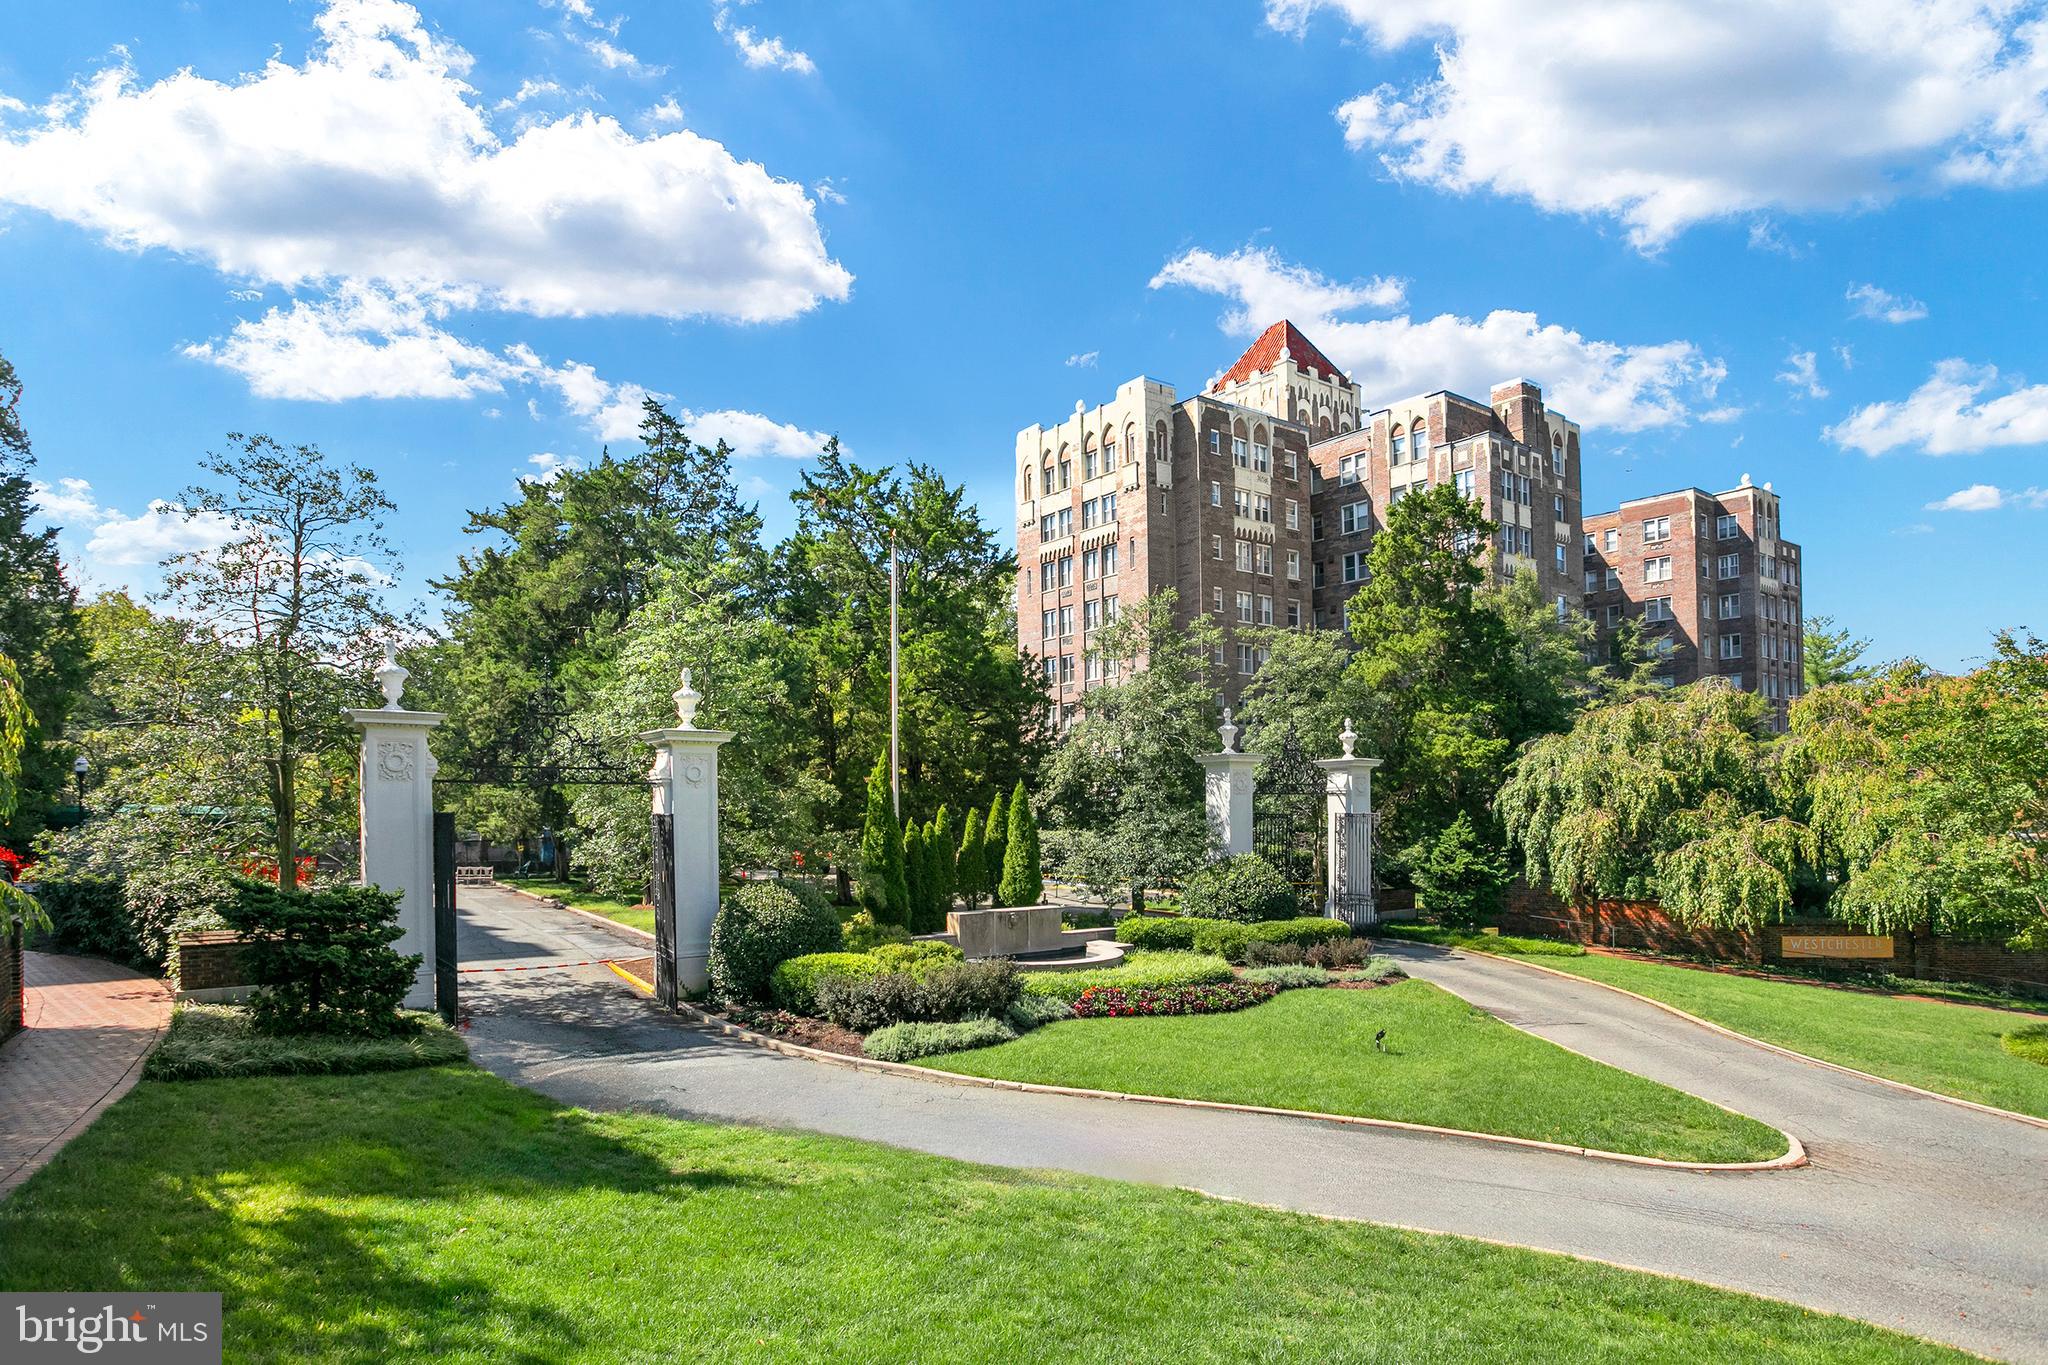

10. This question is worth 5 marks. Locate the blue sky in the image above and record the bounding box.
[2,0,2045,670]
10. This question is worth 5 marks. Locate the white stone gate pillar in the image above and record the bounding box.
[1197,708,1261,859]
[638,669,733,996]
[1317,718,1381,927]
[346,647,444,1011]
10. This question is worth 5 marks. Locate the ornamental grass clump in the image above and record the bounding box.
[862,1015,1018,1063]
[1071,980,1278,1018]
[1239,964,1330,990]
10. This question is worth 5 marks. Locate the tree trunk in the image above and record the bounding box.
[276,751,298,890]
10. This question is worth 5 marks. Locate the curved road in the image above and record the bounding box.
[456,886,2047,1361]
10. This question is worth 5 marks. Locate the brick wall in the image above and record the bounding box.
[1,925,20,1040]
[1499,882,2048,993]
[175,930,257,996]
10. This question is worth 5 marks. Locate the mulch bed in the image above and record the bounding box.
[1327,977,1400,992]
[615,956,655,984]
[715,1006,866,1059]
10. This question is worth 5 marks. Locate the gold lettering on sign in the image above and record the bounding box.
[1779,934,1893,960]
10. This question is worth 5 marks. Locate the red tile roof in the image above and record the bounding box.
[1211,320,1345,389]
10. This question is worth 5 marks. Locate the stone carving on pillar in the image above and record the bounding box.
[1317,718,1382,926]
[1197,705,1262,860]
[345,642,445,1011]
[638,667,735,999]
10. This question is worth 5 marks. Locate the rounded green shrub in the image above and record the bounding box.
[842,911,910,954]
[1117,915,1197,950]
[1247,917,1353,950]
[708,882,844,1005]
[1180,854,1295,924]
[769,952,882,1015]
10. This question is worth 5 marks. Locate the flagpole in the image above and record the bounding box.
[889,528,900,820]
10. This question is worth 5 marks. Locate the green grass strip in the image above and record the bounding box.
[0,1064,1950,1362]
[144,1005,470,1082]
[931,981,1785,1163]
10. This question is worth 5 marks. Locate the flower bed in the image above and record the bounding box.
[1072,980,1278,1019]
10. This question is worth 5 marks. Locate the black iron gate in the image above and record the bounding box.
[1254,728,1325,916]
[432,811,457,1022]
[650,812,676,1008]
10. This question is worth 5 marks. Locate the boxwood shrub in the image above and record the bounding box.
[862,1015,1017,1063]
[769,952,882,1015]
[1119,914,1350,964]
[1180,853,1295,924]
[868,940,964,975]
[708,882,845,1005]
[815,960,1023,1033]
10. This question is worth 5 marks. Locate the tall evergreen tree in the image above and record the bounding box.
[999,779,1043,908]
[856,753,909,925]
[955,804,987,911]
[902,822,925,932]
[927,805,956,921]
[982,791,1007,907]
[0,349,88,847]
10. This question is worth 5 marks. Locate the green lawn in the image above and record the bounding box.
[500,877,655,935]
[928,982,1786,1163]
[0,1065,1949,1363]
[1459,948,2048,1119]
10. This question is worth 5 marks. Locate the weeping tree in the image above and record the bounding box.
[1498,681,1815,930]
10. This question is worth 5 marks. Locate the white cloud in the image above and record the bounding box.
[543,360,652,441]
[685,407,829,458]
[1151,244,1722,430]
[647,97,685,125]
[183,283,535,400]
[578,36,665,77]
[29,476,111,526]
[0,0,849,323]
[714,5,816,75]
[1698,406,1743,424]
[1926,483,2007,511]
[1777,349,1828,399]
[1065,351,1099,369]
[1828,358,2048,455]
[811,176,846,205]
[495,78,563,110]
[1278,0,2048,250]
[85,497,240,568]
[1846,281,1929,323]
[1834,344,1855,370]
[522,451,584,485]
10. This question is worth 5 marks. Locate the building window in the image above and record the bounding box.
[1252,442,1270,472]
[1257,594,1273,625]
[1211,535,1223,561]
[1644,556,1672,583]
[1341,551,1367,583]
[1233,437,1250,467]
[1645,596,1674,623]
[1209,431,1221,455]
[1258,544,1273,576]
[1286,549,1301,581]
[1553,493,1564,521]
[1237,591,1253,623]
[1285,450,1298,478]
[1339,455,1360,485]
[1255,494,1272,523]
[1210,481,1222,507]
[1040,609,1055,642]
[1058,605,1073,638]
[1213,587,1224,616]
[1554,542,1567,572]
[1056,554,1073,587]
[1719,593,1740,619]
[1605,604,1622,627]
[1603,528,1618,551]
[1234,489,1251,518]
[1287,598,1301,628]
[1551,441,1564,476]
[1081,548,1098,581]
[1583,533,1597,555]
[1717,513,1739,540]
[1390,430,1406,461]
[1083,448,1098,481]
[1235,540,1253,572]
[1642,515,1671,543]
[1103,437,1117,471]
[1341,500,1369,535]
[1454,469,1475,498]
[1584,569,1601,592]
[1314,561,1325,588]
[1286,499,1299,531]
[1102,542,1117,576]
[1312,514,1324,541]
[1605,568,1620,590]
[1718,553,1740,579]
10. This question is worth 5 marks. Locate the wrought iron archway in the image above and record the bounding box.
[1253,727,1325,916]
[435,686,652,788]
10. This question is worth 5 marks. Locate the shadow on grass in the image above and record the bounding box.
[0,1064,783,1363]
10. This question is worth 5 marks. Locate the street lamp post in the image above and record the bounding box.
[72,754,88,810]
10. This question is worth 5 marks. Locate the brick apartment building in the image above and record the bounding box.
[1014,375,1317,721]
[1015,319,1782,726]
[1583,476,1805,728]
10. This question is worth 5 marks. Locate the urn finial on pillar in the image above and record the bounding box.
[375,643,409,710]
[673,667,702,729]
[1218,706,1240,754]
[1339,717,1357,758]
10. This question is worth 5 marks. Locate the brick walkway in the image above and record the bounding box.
[0,951,172,1199]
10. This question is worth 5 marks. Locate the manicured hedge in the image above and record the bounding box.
[815,960,1022,1032]
[1120,915,1351,964]
[1020,950,1235,1004]
[862,1015,1018,1063]
[1071,980,1278,1018]
[869,941,964,975]
[708,882,844,1004]
[769,952,883,1015]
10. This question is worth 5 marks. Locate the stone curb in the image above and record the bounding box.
[653,991,1806,1173]
[1413,942,2048,1133]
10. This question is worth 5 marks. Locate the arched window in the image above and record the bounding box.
[1389,423,1406,462]
[1040,455,1055,497]
[1082,436,1099,482]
